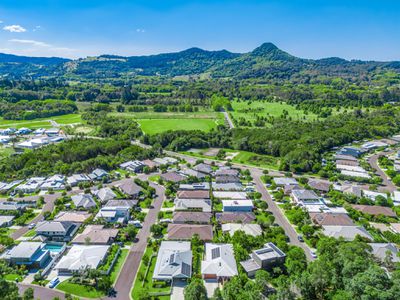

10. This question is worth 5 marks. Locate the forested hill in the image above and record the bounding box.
[1,42,399,80]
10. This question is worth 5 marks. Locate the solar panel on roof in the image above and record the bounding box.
[211,247,221,259]
[169,253,175,264]
[181,262,191,277]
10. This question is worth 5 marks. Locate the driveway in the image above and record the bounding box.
[204,279,219,298]
[171,280,187,300]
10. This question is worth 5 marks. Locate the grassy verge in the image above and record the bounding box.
[0,114,82,129]
[110,249,129,283]
[4,273,23,282]
[57,280,105,298]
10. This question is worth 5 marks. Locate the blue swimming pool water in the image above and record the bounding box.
[44,244,63,253]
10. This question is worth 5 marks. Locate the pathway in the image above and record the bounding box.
[222,109,235,129]
[367,151,397,193]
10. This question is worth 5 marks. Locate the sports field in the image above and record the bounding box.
[230,100,318,126]
[0,114,82,129]
[111,111,224,134]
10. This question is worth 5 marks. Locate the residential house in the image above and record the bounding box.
[221,223,262,237]
[222,200,254,212]
[179,168,207,179]
[95,200,136,223]
[310,213,355,226]
[336,159,359,166]
[291,189,320,204]
[89,168,109,181]
[194,163,213,175]
[35,221,79,242]
[15,177,46,193]
[368,243,400,263]
[40,175,65,191]
[2,242,51,268]
[160,172,187,183]
[72,194,97,210]
[167,224,213,241]
[308,179,331,193]
[0,180,23,193]
[174,198,212,213]
[153,241,192,281]
[0,215,14,227]
[215,175,241,184]
[72,225,118,245]
[67,174,91,187]
[120,160,145,173]
[201,243,238,280]
[362,190,388,202]
[351,205,397,218]
[337,146,363,158]
[322,225,373,241]
[54,211,92,223]
[55,245,110,275]
[0,202,26,213]
[392,191,400,206]
[240,243,286,277]
[115,179,142,198]
[142,159,158,169]
[94,187,117,203]
[215,212,256,224]
[334,154,359,162]
[173,212,212,224]
[179,182,210,190]
[273,177,298,186]
[283,184,301,195]
[213,191,247,200]
[215,168,239,177]
[212,182,244,191]
[177,190,210,199]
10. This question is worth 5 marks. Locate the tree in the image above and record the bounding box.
[255,270,272,295]
[0,278,20,300]
[23,287,34,300]
[184,278,207,300]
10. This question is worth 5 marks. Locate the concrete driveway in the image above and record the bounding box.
[204,279,219,298]
[171,280,187,300]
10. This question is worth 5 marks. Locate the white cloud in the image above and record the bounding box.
[136,28,146,33]
[32,25,42,32]
[3,25,26,33]
[9,39,50,47]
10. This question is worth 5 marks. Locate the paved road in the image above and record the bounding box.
[222,109,235,129]
[250,168,314,261]
[18,283,67,300]
[106,180,165,300]
[11,193,61,240]
[368,151,397,193]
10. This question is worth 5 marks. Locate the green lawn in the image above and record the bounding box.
[110,249,129,283]
[0,114,82,129]
[230,100,318,126]
[4,273,23,282]
[57,280,105,298]
[23,229,36,237]
[226,149,279,170]
[131,247,171,300]
[0,146,15,160]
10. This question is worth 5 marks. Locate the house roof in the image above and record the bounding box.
[273,177,298,186]
[72,225,118,244]
[153,241,192,280]
[194,163,213,174]
[8,242,43,259]
[104,199,137,208]
[322,225,373,241]
[212,182,244,191]
[221,223,262,237]
[179,182,210,190]
[174,198,212,212]
[213,191,247,200]
[308,179,331,192]
[115,179,142,196]
[369,243,400,262]
[167,224,213,241]
[95,187,117,202]
[215,212,256,224]
[173,212,212,224]
[291,189,319,201]
[36,221,75,233]
[55,245,110,271]
[54,211,92,223]
[142,159,158,168]
[351,205,397,217]
[160,172,187,183]
[222,200,254,208]
[0,215,14,225]
[310,213,355,226]
[72,194,96,209]
[201,243,238,278]
[390,223,400,234]
[177,190,210,199]
[215,168,239,176]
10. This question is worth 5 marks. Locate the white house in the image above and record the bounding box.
[201,243,238,280]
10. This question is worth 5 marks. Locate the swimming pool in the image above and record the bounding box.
[44,244,64,253]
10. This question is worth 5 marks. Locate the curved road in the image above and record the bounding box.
[367,151,397,193]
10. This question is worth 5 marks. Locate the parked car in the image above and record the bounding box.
[28,223,36,229]
[297,235,304,242]
[129,220,143,228]
[310,250,317,259]
[49,277,60,288]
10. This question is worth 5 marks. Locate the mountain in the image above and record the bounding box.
[0,43,399,80]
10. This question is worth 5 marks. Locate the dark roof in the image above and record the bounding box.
[173,212,212,224]
[216,169,239,176]
[310,213,355,226]
[177,190,210,199]
[308,179,331,192]
[352,205,397,217]
[215,175,241,183]
[115,179,142,196]
[161,172,187,183]
[167,224,213,241]
[215,212,256,224]
[194,163,213,174]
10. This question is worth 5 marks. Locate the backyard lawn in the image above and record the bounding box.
[57,280,105,298]
[131,247,171,300]
[4,273,23,282]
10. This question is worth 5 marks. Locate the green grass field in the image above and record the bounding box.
[230,100,318,126]
[110,249,129,283]
[0,114,82,129]
[57,280,105,298]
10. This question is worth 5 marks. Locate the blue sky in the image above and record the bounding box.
[0,0,399,60]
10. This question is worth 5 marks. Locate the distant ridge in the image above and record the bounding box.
[0,42,399,80]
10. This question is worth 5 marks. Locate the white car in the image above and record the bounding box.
[310,250,317,259]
